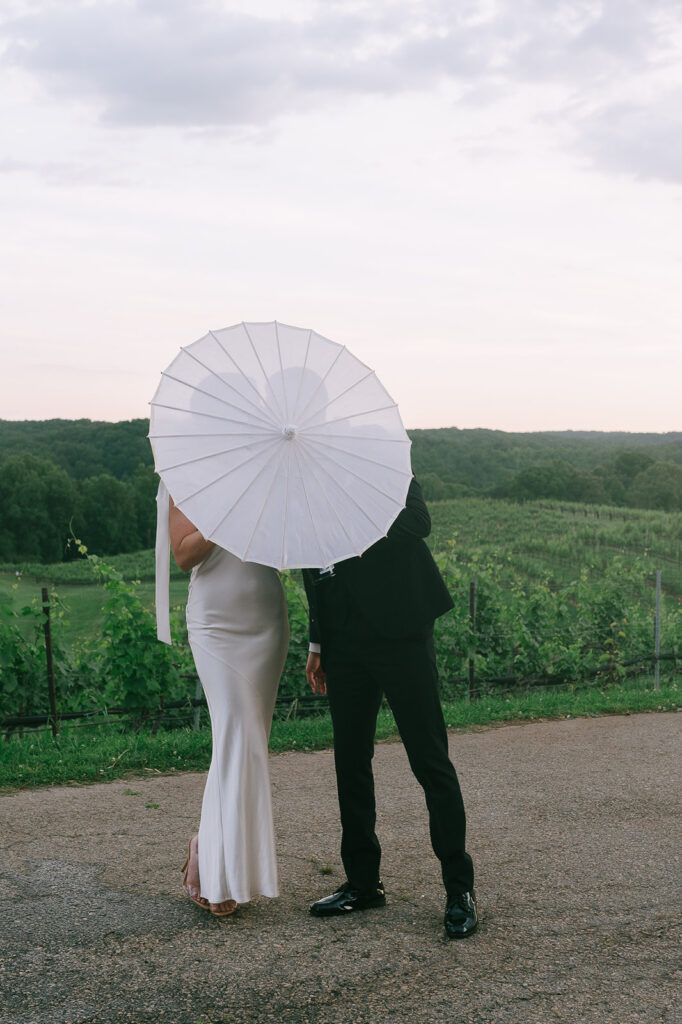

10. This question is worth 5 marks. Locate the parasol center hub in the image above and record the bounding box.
[282,424,298,441]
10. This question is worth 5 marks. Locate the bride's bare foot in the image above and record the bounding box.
[181,835,237,916]
[181,835,209,909]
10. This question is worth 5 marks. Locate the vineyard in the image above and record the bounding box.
[429,498,682,593]
[0,499,680,729]
[426,499,681,695]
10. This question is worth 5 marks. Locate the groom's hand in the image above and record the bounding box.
[306,652,327,696]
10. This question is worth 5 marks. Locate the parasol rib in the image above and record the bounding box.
[180,346,277,429]
[296,431,410,443]
[294,342,344,426]
[290,329,312,425]
[274,322,289,423]
[297,368,375,430]
[279,441,292,570]
[161,370,274,426]
[295,442,363,553]
[170,436,282,506]
[292,443,333,567]
[202,440,286,539]
[148,430,276,440]
[299,438,409,503]
[209,328,276,419]
[243,322,287,425]
[300,402,398,431]
[153,435,275,474]
[298,442,389,535]
[151,401,276,429]
[301,434,411,474]
[242,438,291,566]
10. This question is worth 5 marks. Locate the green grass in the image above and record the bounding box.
[0,572,190,643]
[1,678,677,792]
[51,584,108,640]
[0,575,47,626]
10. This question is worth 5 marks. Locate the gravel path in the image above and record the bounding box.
[1,712,680,1024]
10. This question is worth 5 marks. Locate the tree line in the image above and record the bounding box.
[409,426,682,489]
[0,454,157,563]
[1,419,681,563]
[419,450,682,511]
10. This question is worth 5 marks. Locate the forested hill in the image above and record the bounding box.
[0,418,151,480]
[409,427,682,495]
[2,418,681,485]
[0,419,681,562]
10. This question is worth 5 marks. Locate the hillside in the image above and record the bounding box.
[1,419,681,561]
[408,427,682,490]
[0,418,152,480]
[2,418,681,487]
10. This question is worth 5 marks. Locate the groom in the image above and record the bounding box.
[302,477,477,939]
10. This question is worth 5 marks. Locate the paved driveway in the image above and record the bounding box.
[1,712,680,1024]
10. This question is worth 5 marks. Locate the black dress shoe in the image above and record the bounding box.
[309,881,386,917]
[444,890,478,939]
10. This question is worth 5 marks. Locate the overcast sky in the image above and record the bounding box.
[1,0,680,431]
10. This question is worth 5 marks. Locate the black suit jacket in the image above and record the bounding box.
[303,478,453,652]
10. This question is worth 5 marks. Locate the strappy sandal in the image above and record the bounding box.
[181,837,210,911]
[209,899,238,918]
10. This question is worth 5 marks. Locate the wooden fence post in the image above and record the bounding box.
[654,570,661,692]
[468,573,478,702]
[42,587,59,738]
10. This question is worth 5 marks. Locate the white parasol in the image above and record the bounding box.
[149,321,412,639]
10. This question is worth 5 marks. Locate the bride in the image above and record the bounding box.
[167,497,289,916]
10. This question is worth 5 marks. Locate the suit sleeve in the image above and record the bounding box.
[386,478,431,543]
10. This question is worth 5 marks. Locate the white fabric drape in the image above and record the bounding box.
[155,479,172,645]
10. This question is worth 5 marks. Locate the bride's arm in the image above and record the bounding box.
[169,499,215,572]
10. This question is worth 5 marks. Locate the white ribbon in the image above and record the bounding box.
[155,479,172,645]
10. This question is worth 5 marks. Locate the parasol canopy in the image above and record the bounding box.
[149,321,413,575]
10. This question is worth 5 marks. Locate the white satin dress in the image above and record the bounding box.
[186,544,289,906]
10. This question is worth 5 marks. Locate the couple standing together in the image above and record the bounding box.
[170,476,477,940]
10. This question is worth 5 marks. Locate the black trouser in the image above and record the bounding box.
[324,629,474,899]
